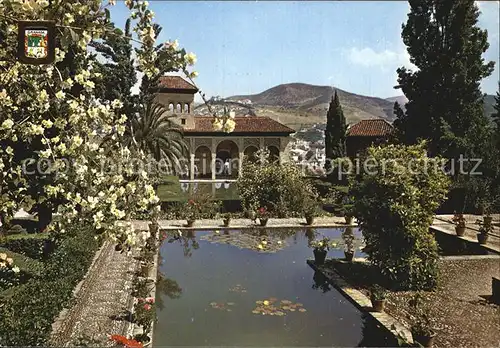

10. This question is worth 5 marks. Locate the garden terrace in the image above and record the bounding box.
[314,256,500,348]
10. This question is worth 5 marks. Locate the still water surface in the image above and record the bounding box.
[154,227,367,347]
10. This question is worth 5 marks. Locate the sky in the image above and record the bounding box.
[110,1,499,101]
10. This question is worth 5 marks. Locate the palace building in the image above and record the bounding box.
[154,76,295,180]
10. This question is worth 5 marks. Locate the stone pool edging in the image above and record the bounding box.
[431,225,500,254]
[153,217,358,230]
[306,259,414,345]
[124,223,161,347]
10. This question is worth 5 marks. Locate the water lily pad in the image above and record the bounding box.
[281,306,290,310]
[295,303,303,307]
[226,308,232,312]
[256,300,263,304]
[227,302,235,306]
[252,310,259,314]
[210,302,217,306]
[289,308,296,312]
[281,300,292,304]
[298,308,307,312]
[276,311,285,316]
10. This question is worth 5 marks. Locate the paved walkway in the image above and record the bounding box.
[133,216,354,231]
[50,241,139,346]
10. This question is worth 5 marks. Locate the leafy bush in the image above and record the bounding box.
[0,222,100,345]
[350,142,450,290]
[238,161,318,218]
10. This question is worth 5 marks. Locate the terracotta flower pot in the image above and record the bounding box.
[313,249,327,265]
[345,216,353,225]
[412,331,437,348]
[455,226,466,236]
[305,216,314,225]
[370,298,386,312]
[223,218,231,227]
[186,219,195,227]
[344,251,354,262]
[477,233,489,244]
[259,218,268,226]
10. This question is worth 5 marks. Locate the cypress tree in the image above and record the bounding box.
[395,0,495,210]
[395,0,494,159]
[324,90,347,180]
[324,94,335,173]
[331,91,347,159]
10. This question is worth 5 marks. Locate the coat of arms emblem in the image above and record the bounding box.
[17,21,55,65]
[25,29,49,59]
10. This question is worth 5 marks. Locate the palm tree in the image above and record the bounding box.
[125,102,188,170]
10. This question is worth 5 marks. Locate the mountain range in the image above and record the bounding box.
[195,83,496,131]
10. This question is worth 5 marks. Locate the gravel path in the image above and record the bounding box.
[50,241,139,346]
[327,258,500,348]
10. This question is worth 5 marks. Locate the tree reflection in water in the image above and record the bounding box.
[305,228,317,246]
[312,270,331,293]
[167,230,199,258]
[155,271,183,311]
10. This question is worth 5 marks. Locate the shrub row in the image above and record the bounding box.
[0,222,100,346]
[0,233,51,260]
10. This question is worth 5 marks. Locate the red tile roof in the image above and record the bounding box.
[183,116,295,134]
[347,119,393,137]
[158,76,198,91]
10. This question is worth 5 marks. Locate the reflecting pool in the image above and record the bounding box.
[154,227,368,347]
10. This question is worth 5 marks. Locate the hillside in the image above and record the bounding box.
[194,83,496,131]
[227,83,396,128]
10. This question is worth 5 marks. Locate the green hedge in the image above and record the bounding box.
[0,233,51,260]
[0,222,100,346]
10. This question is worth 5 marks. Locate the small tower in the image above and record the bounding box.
[154,76,198,128]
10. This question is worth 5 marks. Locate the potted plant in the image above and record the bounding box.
[221,212,232,227]
[140,259,153,278]
[482,202,493,226]
[256,207,270,226]
[303,196,319,225]
[369,284,387,312]
[452,213,466,237]
[410,293,436,348]
[184,199,198,227]
[341,227,356,261]
[477,218,493,245]
[343,204,354,225]
[310,236,331,265]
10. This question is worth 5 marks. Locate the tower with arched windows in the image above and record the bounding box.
[154,76,295,180]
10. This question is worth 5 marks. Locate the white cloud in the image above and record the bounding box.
[343,47,416,71]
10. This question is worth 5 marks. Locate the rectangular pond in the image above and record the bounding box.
[154,227,371,347]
